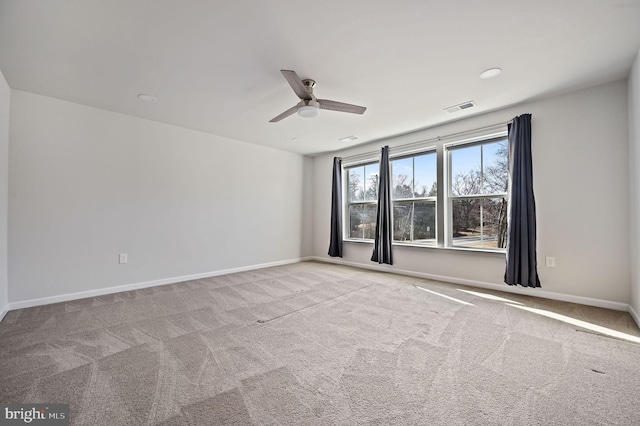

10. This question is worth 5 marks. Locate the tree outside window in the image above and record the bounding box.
[449,139,508,249]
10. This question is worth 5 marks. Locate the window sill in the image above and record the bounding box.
[344,239,505,255]
[343,238,374,244]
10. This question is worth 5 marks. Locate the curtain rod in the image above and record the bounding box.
[341,119,512,164]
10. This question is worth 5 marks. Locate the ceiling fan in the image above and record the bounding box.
[269,69,367,122]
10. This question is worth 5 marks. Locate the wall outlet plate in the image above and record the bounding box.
[545,256,556,267]
[119,253,128,264]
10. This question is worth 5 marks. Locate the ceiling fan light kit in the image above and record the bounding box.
[270,70,366,122]
[297,100,319,118]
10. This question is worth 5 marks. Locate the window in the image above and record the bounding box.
[342,130,509,252]
[391,152,437,244]
[447,138,509,250]
[345,162,379,240]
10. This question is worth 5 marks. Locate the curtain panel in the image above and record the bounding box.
[504,114,541,287]
[371,146,393,265]
[328,157,343,257]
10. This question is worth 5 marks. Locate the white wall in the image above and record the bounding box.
[630,50,640,321]
[311,80,631,305]
[8,90,306,303]
[300,155,315,258]
[0,70,9,319]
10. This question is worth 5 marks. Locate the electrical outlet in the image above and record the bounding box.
[545,256,556,268]
[119,253,128,264]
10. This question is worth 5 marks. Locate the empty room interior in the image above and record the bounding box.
[1,1,640,425]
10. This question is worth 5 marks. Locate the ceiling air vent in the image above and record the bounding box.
[444,101,476,113]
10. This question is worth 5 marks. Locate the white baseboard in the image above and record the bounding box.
[308,256,630,312]
[6,258,304,312]
[4,256,637,326]
[629,304,640,329]
[0,303,8,323]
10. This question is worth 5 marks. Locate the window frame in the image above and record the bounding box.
[343,161,380,241]
[390,150,438,246]
[341,128,509,253]
[445,136,509,251]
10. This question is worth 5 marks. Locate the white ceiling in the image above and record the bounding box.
[1,1,639,156]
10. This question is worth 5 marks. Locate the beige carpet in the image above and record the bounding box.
[1,261,639,425]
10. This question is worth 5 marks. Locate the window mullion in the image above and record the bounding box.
[480,144,484,194]
[411,157,415,242]
[437,144,446,247]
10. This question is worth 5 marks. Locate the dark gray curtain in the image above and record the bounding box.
[371,146,393,265]
[328,157,343,257]
[504,114,540,287]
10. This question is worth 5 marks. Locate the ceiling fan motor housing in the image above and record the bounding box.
[302,79,317,91]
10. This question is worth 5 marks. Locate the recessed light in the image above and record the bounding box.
[339,135,358,142]
[291,137,303,143]
[479,68,502,79]
[137,94,157,102]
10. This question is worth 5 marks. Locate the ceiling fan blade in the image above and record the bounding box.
[318,99,366,115]
[281,70,312,100]
[269,105,298,122]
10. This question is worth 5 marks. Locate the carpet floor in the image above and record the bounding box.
[1,261,639,425]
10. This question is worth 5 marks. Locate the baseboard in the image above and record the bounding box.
[7,257,304,312]
[0,303,8,323]
[5,256,636,323]
[629,304,640,328]
[308,256,630,312]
